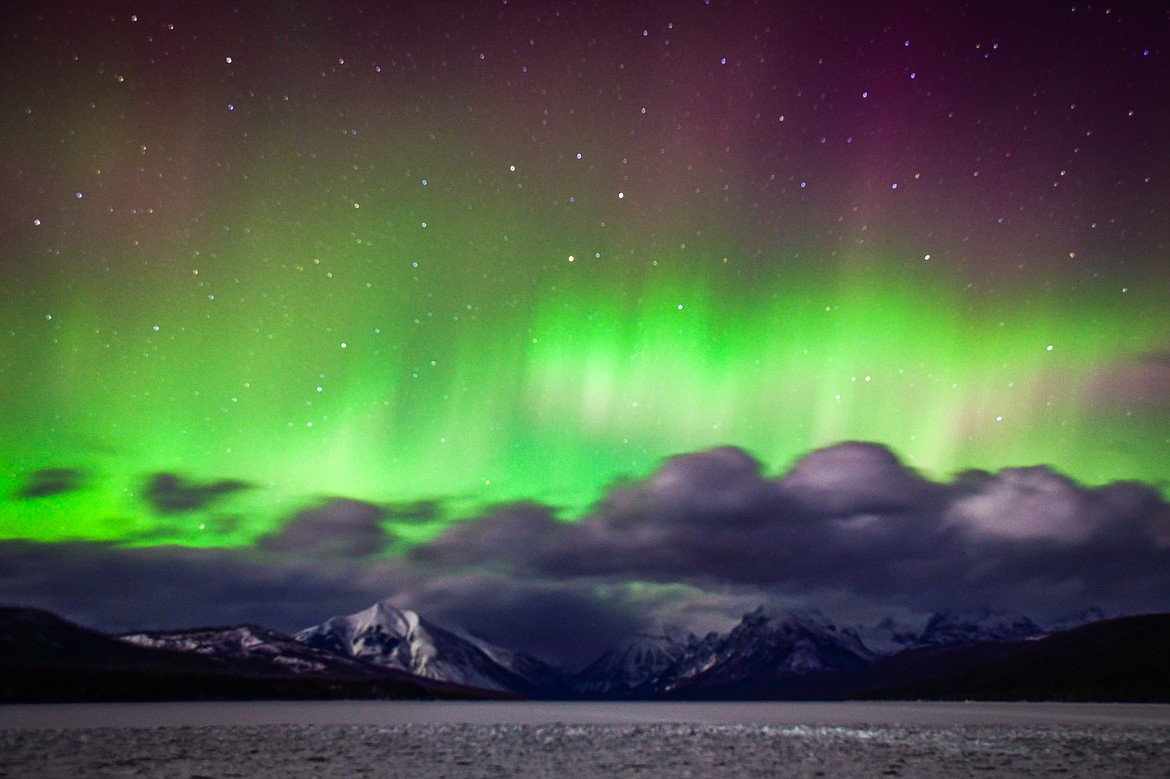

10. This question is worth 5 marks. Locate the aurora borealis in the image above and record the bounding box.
[2,2,1170,655]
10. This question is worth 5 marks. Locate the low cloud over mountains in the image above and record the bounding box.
[3,442,1168,665]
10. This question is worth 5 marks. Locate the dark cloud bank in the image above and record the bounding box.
[142,472,251,514]
[13,468,87,500]
[3,442,1169,665]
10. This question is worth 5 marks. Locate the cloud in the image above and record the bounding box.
[2,442,1169,666]
[1087,349,1170,411]
[944,466,1155,543]
[777,441,944,516]
[420,445,955,587]
[260,498,390,558]
[395,574,646,666]
[411,502,561,568]
[413,442,1170,622]
[0,540,392,634]
[626,446,771,516]
[142,472,251,514]
[12,468,86,499]
[0,539,640,665]
[1140,349,1170,368]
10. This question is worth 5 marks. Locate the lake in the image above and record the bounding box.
[2,701,1168,777]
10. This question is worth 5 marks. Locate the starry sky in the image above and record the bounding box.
[2,1,1170,661]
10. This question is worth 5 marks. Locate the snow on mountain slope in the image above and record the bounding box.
[120,624,384,677]
[860,608,1111,655]
[913,608,1044,648]
[656,607,879,696]
[294,600,563,696]
[571,608,892,698]
[572,626,700,696]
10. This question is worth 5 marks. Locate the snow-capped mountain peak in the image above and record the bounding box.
[721,607,880,669]
[913,608,1043,648]
[572,627,701,696]
[628,607,881,698]
[294,599,564,697]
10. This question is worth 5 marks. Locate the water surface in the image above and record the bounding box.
[3,699,1170,729]
[2,702,1167,778]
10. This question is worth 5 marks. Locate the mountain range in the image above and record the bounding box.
[3,600,1168,703]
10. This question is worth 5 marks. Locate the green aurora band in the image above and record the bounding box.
[3,212,1167,548]
[3,6,1169,550]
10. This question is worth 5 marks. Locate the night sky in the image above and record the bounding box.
[2,1,1169,664]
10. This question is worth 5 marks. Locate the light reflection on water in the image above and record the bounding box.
[1,704,1168,778]
[2,699,1169,730]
